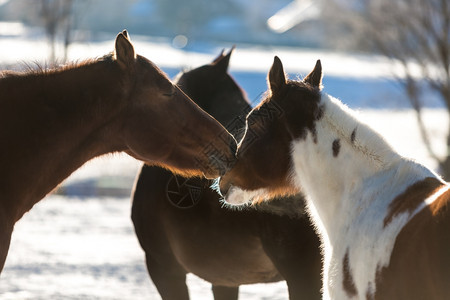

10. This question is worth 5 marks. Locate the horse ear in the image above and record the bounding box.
[268,56,286,94]
[212,46,234,74]
[304,60,322,89]
[114,31,136,69]
[212,49,226,64]
[121,29,130,39]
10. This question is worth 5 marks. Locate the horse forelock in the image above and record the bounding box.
[253,80,321,114]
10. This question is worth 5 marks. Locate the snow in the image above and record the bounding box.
[0,32,448,299]
[1,196,290,299]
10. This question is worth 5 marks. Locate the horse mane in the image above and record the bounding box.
[0,54,115,79]
[0,53,121,115]
[321,93,400,169]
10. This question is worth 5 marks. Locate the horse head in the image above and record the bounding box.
[219,57,323,204]
[174,48,251,141]
[114,31,237,178]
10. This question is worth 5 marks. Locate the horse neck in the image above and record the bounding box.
[0,61,126,220]
[290,93,429,240]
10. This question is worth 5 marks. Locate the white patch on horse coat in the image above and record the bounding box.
[224,186,271,206]
[291,93,444,299]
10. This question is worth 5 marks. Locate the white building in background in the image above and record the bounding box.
[268,0,321,33]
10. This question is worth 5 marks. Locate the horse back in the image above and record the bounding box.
[374,186,450,299]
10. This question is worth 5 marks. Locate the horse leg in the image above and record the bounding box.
[145,254,190,300]
[212,285,239,300]
[0,232,11,273]
[0,213,13,273]
[260,215,322,300]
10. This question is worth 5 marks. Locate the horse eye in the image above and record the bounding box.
[163,86,176,97]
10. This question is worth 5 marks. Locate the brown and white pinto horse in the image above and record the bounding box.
[0,31,236,274]
[132,50,321,300]
[219,57,450,299]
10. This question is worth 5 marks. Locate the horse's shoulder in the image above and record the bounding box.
[383,177,444,227]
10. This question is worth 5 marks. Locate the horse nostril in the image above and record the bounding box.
[219,178,231,197]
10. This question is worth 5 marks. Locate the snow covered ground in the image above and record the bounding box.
[0,32,448,299]
[1,195,292,300]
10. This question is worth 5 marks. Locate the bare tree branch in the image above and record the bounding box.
[325,0,450,177]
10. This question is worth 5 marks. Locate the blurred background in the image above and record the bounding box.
[0,0,358,62]
[0,0,448,299]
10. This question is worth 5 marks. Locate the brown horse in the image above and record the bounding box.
[0,31,236,274]
[131,50,321,299]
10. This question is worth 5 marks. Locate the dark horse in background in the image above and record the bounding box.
[131,49,321,299]
[0,31,236,274]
